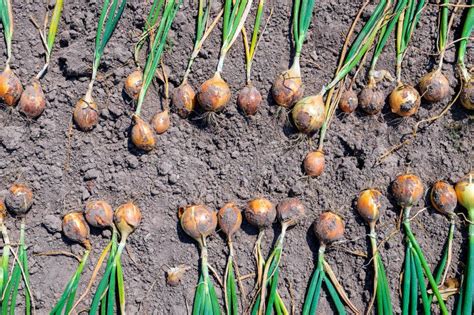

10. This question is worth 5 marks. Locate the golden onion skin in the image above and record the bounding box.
[389,84,421,117]
[218,203,242,238]
[314,212,344,245]
[357,189,382,224]
[0,67,23,106]
[84,200,114,229]
[197,73,231,112]
[292,95,325,134]
[339,89,358,113]
[418,70,450,102]
[172,82,196,118]
[460,79,474,110]
[271,69,303,108]
[114,202,142,237]
[358,87,384,115]
[179,204,217,241]
[151,110,170,134]
[237,85,262,116]
[123,70,143,101]
[430,181,457,216]
[62,212,90,247]
[277,198,305,226]
[131,115,156,151]
[303,150,325,177]
[73,98,99,131]
[455,172,474,210]
[245,198,276,229]
[392,174,424,208]
[18,79,46,119]
[5,183,33,216]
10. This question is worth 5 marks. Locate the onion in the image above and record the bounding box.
[84,200,114,229]
[172,82,196,118]
[418,70,450,103]
[358,87,384,115]
[388,84,421,117]
[62,212,91,248]
[455,172,474,210]
[179,204,217,241]
[237,84,262,116]
[277,198,305,227]
[430,181,457,216]
[392,174,424,208]
[131,115,156,151]
[0,67,23,107]
[5,183,33,216]
[18,79,46,119]
[245,198,276,229]
[303,150,325,177]
[339,89,358,113]
[314,211,344,245]
[218,202,242,239]
[197,73,231,112]
[460,79,474,110]
[357,189,382,224]
[151,109,170,134]
[73,98,99,131]
[114,202,142,238]
[271,67,303,108]
[123,70,143,101]
[292,95,325,134]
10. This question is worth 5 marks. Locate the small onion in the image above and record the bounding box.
[418,70,450,103]
[218,202,242,238]
[237,84,262,116]
[5,183,33,216]
[197,73,231,112]
[303,150,325,177]
[389,84,421,117]
[0,67,23,106]
[430,181,457,216]
[62,212,90,248]
[455,172,474,210]
[277,198,305,227]
[292,95,325,134]
[131,115,156,151]
[179,204,217,241]
[358,87,384,115]
[245,198,276,229]
[73,98,99,131]
[460,79,474,110]
[314,212,344,245]
[151,110,170,134]
[339,89,358,113]
[84,200,114,229]
[123,70,143,101]
[18,79,46,119]
[172,82,196,118]
[114,202,142,238]
[392,174,424,208]
[357,189,383,224]
[271,67,303,108]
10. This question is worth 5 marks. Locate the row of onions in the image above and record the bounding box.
[176,170,473,314]
[0,186,142,314]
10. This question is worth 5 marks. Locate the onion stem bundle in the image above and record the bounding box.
[73,0,127,131]
[392,174,448,314]
[457,0,473,110]
[455,172,474,314]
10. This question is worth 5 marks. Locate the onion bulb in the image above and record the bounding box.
[73,98,99,131]
[392,174,424,208]
[18,79,46,119]
[197,73,231,112]
[339,89,358,113]
[358,87,384,115]
[303,150,325,177]
[114,201,142,238]
[245,198,276,229]
[292,95,325,134]
[172,82,196,118]
[357,189,382,224]
[418,70,450,102]
[314,211,344,245]
[218,202,242,239]
[0,66,23,106]
[237,84,262,116]
[430,181,457,216]
[123,70,143,101]
[131,115,156,151]
[62,212,91,248]
[179,204,217,241]
[460,79,474,110]
[0,198,6,222]
[277,198,305,227]
[389,84,420,117]
[151,109,170,134]
[271,67,303,108]
[455,172,474,210]
[5,183,33,216]
[84,200,114,229]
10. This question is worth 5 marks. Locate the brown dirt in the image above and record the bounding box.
[0,1,472,314]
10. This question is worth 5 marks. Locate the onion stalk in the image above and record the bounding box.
[388,0,425,117]
[2,184,34,315]
[458,1,473,110]
[302,211,359,314]
[172,1,223,118]
[18,0,63,119]
[130,0,181,151]
[238,1,271,115]
[0,0,23,107]
[251,198,305,315]
[0,198,10,300]
[197,0,252,113]
[179,205,220,315]
[88,202,141,314]
[73,0,126,131]
[392,174,448,314]
[357,189,392,315]
[455,172,474,314]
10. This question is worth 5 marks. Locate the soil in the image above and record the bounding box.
[0,0,472,314]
